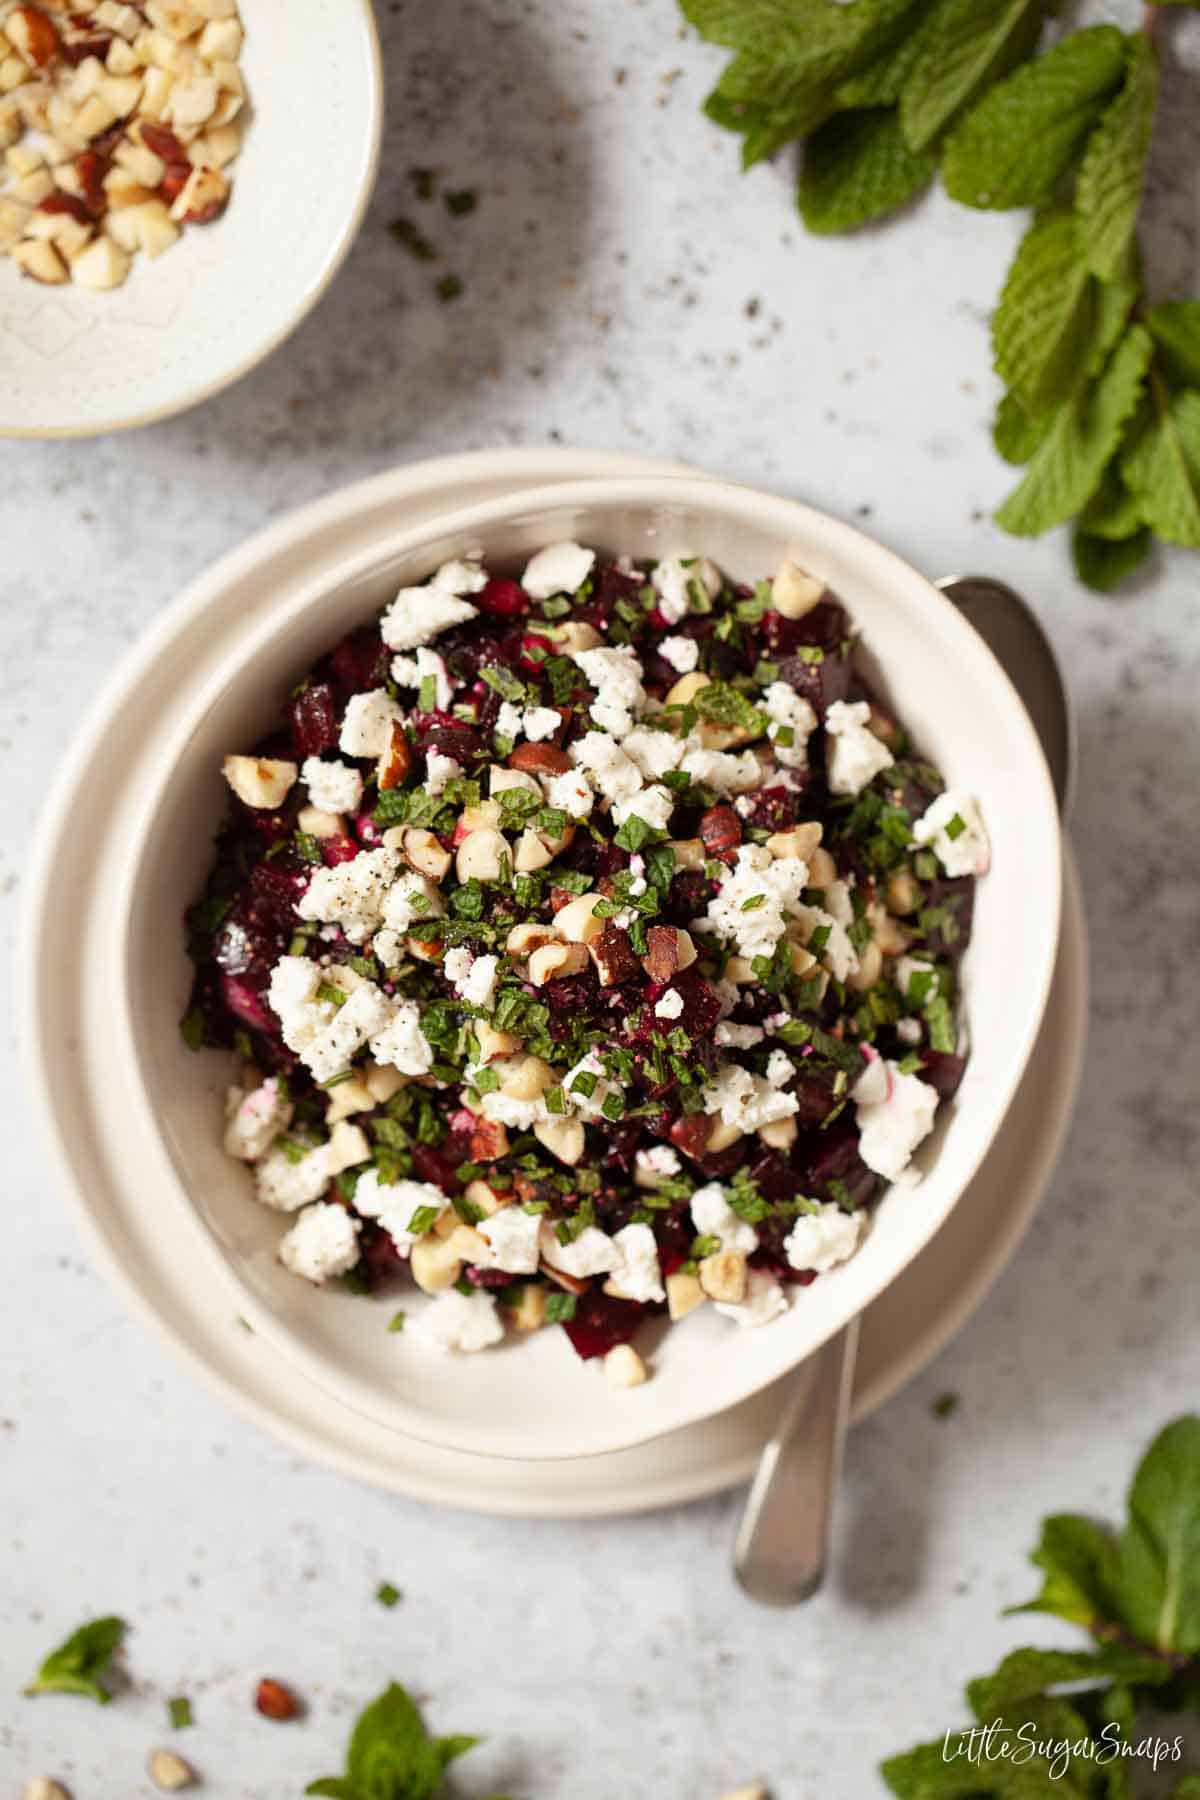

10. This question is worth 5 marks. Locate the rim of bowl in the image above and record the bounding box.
[95,473,1062,1461]
[0,0,384,441]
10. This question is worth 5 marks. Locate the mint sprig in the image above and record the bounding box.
[683,0,1200,589]
[306,1680,515,1800]
[881,1417,1200,1797]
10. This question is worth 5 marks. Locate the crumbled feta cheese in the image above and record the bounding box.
[570,645,647,739]
[622,725,686,782]
[369,1000,434,1076]
[765,1048,794,1088]
[521,540,596,600]
[853,1060,939,1181]
[569,732,644,810]
[824,700,895,797]
[444,946,501,1007]
[523,706,561,741]
[703,1063,799,1133]
[297,847,401,945]
[478,1088,549,1130]
[607,1223,665,1304]
[431,556,487,596]
[715,1269,790,1328]
[761,682,817,770]
[381,585,478,651]
[690,1182,758,1255]
[495,700,523,740]
[679,747,762,796]
[267,955,339,1055]
[714,979,740,1019]
[784,1202,865,1274]
[540,1222,620,1279]
[544,767,594,818]
[390,654,420,686]
[912,790,991,878]
[417,647,453,710]
[655,988,685,1020]
[301,756,363,815]
[279,1201,361,1283]
[635,1144,681,1187]
[416,1288,505,1353]
[304,981,394,1085]
[353,1171,444,1251]
[611,781,675,831]
[255,1142,332,1212]
[897,1016,923,1045]
[477,1205,542,1275]
[373,929,403,969]
[652,555,721,624]
[339,690,405,759]
[425,750,463,796]
[714,1021,765,1049]
[223,1078,292,1162]
[660,634,699,673]
[706,844,810,960]
[380,872,446,934]
[563,1051,624,1123]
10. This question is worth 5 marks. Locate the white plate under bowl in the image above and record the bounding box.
[20,451,1065,1476]
[0,0,382,438]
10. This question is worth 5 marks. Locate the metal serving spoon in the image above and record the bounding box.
[733,574,1072,1606]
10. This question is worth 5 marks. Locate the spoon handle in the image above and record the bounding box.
[733,1317,860,1606]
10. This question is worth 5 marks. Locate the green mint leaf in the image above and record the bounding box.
[1006,1510,1121,1631]
[1116,1414,1200,1654]
[168,1695,193,1729]
[25,1616,125,1705]
[1077,461,1145,543]
[898,0,1046,155]
[943,25,1126,210]
[376,1581,401,1606]
[993,390,1053,466]
[992,209,1097,415]
[882,1733,1065,1795]
[686,0,924,169]
[307,1681,483,1800]
[1072,524,1152,592]
[1076,33,1158,284]
[799,107,936,235]
[1146,299,1200,387]
[1121,382,1200,549]
[835,0,947,110]
[965,1645,1171,1719]
[995,323,1152,537]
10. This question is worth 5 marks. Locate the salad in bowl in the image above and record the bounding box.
[183,536,989,1392]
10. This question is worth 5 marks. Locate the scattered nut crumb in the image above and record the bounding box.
[148,1750,195,1793]
[254,1675,299,1721]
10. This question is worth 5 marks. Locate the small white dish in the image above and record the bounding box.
[0,0,382,438]
[21,454,1062,1466]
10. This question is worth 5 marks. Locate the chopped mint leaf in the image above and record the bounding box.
[931,1391,959,1420]
[26,1616,125,1705]
[544,1291,577,1324]
[435,272,464,303]
[740,893,767,911]
[406,1205,440,1237]
[168,1695,193,1729]
[444,188,477,216]
[180,1008,205,1051]
[387,1311,406,1334]
[375,1581,402,1608]
[944,812,967,841]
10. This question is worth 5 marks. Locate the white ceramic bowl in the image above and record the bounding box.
[0,0,382,438]
[71,473,1061,1461]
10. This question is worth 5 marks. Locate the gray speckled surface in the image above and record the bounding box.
[4,3,1200,1796]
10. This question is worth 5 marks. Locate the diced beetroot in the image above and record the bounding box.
[288,682,339,758]
[802,1125,879,1210]
[475,577,528,619]
[918,1051,967,1100]
[698,804,742,861]
[218,973,278,1036]
[654,1210,693,1278]
[663,967,722,1039]
[249,857,310,917]
[919,876,975,960]
[354,810,386,847]
[329,626,388,695]
[747,1148,805,1203]
[410,1143,459,1192]
[561,1289,646,1361]
[412,715,483,766]
[662,869,714,927]
[463,1265,513,1289]
[775,651,852,723]
[518,632,555,675]
[321,836,360,866]
[244,808,292,846]
[788,1071,842,1128]
[361,1224,406,1287]
[761,598,846,655]
[739,783,805,834]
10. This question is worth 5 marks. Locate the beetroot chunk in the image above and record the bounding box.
[561,1290,646,1360]
[288,681,339,758]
